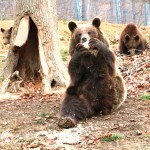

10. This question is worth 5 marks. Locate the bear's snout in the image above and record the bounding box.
[81,34,90,44]
[82,37,87,43]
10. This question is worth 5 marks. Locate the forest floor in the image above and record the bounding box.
[0,20,150,150]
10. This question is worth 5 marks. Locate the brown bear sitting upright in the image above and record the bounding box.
[68,17,110,56]
[119,23,147,55]
[58,36,127,128]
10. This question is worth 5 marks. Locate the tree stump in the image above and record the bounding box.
[1,0,69,94]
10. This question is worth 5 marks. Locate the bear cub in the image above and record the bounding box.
[1,27,12,45]
[119,23,148,55]
[58,30,127,128]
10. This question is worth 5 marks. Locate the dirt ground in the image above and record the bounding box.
[0,20,150,150]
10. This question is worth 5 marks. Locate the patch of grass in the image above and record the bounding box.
[139,93,150,100]
[143,133,150,138]
[145,34,150,38]
[36,118,46,124]
[0,76,4,81]
[40,111,55,119]
[0,17,5,20]
[60,47,68,61]
[103,30,111,39]
[36,111,55,124]
[0,55,5,58]
[101,133,124,142]
[40,112,51,118]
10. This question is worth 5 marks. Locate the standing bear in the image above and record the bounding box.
[119,23,148,55]
[58,18,127,129]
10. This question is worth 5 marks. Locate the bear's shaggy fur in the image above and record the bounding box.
[68,17,110,56]
[58,38,127,129]
[119,23,147,55]
[1,27,12,45]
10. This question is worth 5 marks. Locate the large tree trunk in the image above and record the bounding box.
[1,0,69,94]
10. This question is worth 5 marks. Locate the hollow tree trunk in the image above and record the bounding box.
[1,0,69,94]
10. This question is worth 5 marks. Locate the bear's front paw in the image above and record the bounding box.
[58,116,76,129]
[89,38,102,50]
[102,107,112,115]
[75,43,88,52]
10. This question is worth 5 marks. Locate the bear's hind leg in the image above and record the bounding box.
[58,95,90,128]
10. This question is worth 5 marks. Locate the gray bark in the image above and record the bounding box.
[82,0,89,21]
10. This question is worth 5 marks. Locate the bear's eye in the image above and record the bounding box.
[78,33,82,37]
[88,31,92,35]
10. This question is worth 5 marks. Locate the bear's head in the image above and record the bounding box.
[124,34,140,54]
[120,23,144,55]
[1,27,12,45]
[68,17,109,56]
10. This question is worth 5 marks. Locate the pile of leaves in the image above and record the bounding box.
[115,49,150,99]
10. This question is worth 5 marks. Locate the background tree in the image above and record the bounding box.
[82,0,89,21]
[1,0,150,25]
[1,0,69,94]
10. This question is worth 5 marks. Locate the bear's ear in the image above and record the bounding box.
[1,28,5,33]
[125,34,130,41]
[9,27,13,32]
[134,34,139,41]
[92,17,101,28]
[68,21,77,32]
